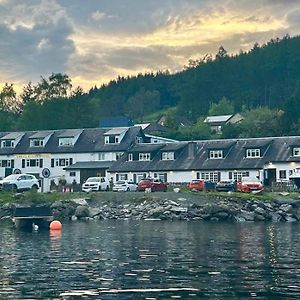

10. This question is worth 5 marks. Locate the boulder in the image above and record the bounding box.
[75,205,89,218]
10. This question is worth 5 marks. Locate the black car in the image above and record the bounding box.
[216,180,236,192]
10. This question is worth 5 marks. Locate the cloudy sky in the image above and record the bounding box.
[0,0,299,92]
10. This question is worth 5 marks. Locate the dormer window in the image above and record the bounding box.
[139,153,150,161]
[30,139,44,147]
[105,135,120,144]
[136,137,143,144]
[59,137,74,147]
[293,147,300,157]
[209,150,223,159]
[246,148,261,158]
[128,153,133,161]
[2,140,14,148]
[162,152,174,160]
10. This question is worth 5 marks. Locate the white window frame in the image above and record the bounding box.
[161,152,174,160]
[1,140,14,148]
[293,147,300,157]
[128,153,133,161]
[98,153,106,161]
[119,173,128,181]
[55,158,71,167]
[26,159,41,167]
[200,172,219,182]
[230,171,249,181]
[246,148,261,158]
[30,139,44,147]
[139,153,151,161]
[0,160,13,167]
[59,137,74,147]
[209,150,223,159]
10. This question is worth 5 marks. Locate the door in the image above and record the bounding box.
[264,168,276,186]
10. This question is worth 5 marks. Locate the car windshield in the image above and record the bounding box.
[191,180,200,183]
[4,175,19,180]
[116,181,126,184]
[242,177,260,182]
[86,177,101,182]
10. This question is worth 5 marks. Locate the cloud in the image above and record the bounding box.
[0,0,299,92]
[0,0,75,86]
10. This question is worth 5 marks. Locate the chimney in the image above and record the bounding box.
[187,142,197,159]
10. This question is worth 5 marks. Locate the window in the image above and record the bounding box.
[154,173,167,182]
[0,160,14,168]
[279,170,286,179]
[136,137,143,144]
[115,152,123,160]
[70,171,76,177]
[139,153,151,161]
[23,159,43,168]
[209,150,223,159]
[128,153,133,161]
[30,139,44,147]
[199,172,220,182]
[293,147,300,157]
[119,173,128,181]
[59,137,74,146]
[99,153,106,161]
[105,135,120,144]
[51,158,73,167]
[229,171,249,181]
[246,148,261,158]
[1,140,14,148]
[161,152,174,160]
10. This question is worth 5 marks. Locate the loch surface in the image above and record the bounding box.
[1,220,300,299]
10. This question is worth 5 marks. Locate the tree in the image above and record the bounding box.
[239,107,281,137]
[208,97,235,116]
[34,73,72,102]
[0,83,20,112]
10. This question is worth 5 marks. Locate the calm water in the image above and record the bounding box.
[1,220,300,300]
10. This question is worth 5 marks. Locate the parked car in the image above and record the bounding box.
[0,174,39,192]
[237,177,263,193]
[216,180,236,192]
[82,177,110,192]
[137,178,167,192]
[187,179,205,191]
[113,180,137,192]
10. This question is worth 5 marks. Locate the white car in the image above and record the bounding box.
[0,174,40,192]
[82,177,110,192]
[112,180,137,192]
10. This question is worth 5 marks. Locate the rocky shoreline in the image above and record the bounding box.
[1,192,300,223]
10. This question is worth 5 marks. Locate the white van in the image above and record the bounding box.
[81,177,110,192]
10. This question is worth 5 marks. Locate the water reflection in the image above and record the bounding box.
[0,221,300,299]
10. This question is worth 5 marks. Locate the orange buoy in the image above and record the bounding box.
[50,220,62,230]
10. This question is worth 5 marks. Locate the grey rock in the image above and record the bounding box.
[254,214,266,221]
[88,207,102,218]
[75,205,89,218]
[70,198,88,206]
[240,210,255,221]
[270,212,282,222]
[254,207,266,215]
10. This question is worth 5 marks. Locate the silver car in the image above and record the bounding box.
[112,180,137,192]
[0,174,40,192]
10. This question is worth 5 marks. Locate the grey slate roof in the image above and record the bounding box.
[0,126,143,155]
[65,161,114,170]
[109,136,300,173]
[29,131,53,139]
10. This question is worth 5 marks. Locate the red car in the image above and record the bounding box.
[137,178,167,192]
[237,177,263,193]
[187,179,205,191]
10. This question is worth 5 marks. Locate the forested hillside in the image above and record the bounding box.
[0,35,299,139]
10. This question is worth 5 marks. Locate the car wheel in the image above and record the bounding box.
[106,185,109,191]
[31,185,38,191]
[126,187,130,192]
[11,184,18,193]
